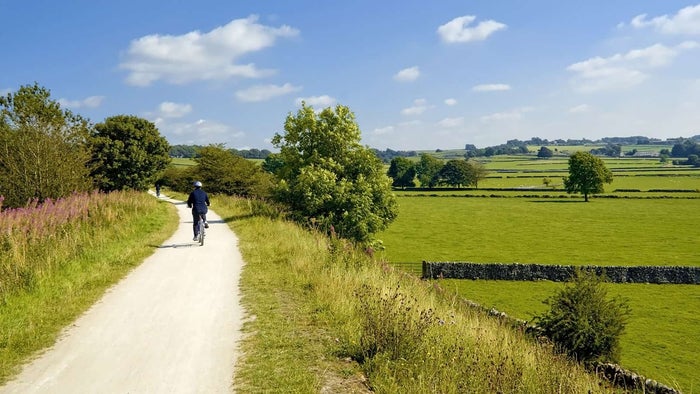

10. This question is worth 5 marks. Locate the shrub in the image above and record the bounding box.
[534,268,630,366]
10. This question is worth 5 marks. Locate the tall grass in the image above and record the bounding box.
[214,196,616,393]
[0,191,158,301]
[0,191,177,383]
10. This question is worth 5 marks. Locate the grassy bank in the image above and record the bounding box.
[379,195,698,392]
[0,192,177,384]
[444,279,699,392]
[212,196,616,393]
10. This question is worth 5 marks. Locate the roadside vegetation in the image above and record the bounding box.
[0,192,177,384]
[212,195,616,393]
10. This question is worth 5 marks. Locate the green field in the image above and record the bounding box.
[379,197,700,267]
[378,194,700,392]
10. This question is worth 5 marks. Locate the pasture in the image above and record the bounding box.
[378,196,700,391]
[378,153,700,392]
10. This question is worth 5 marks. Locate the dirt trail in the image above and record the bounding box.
[0,194,245,394]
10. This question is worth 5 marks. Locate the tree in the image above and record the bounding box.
[466,159,488,188]
[190,144,273,197]
[534,269,630,366]
[90,115,171,191]
[387,157,416,188]
[537,146,553,158]
[270,103,398,243]
[437,159,472,187]
[415,154,443,188]
[563,151,612,202]
[0,83,92,208]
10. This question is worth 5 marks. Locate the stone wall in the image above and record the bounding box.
[422,262,700,284]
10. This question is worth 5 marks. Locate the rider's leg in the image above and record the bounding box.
[191,211,199,239]
[202,213,209,228]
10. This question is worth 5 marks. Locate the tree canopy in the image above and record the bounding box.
[0,83,92,208]
[90,115,171,192]
[537,146,553,158]
[563,151,612,202]
[189,144,273,197]
[387,157,416,188]
[415,154,443,188]
[269,103,398,243]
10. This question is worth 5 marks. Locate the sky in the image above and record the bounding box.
[2,1,700,151]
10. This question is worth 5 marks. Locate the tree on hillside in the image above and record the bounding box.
[189,144,273,197]
[90,115,171,192]
[537,146,553,158]
[0,83,92,208]
[534,269,630,366]
[466,159,488,188]
[437,159,472,187]
[563,151,612,202]
[387,157,416,188]
[415,154,443,188]
[269,102,398,243]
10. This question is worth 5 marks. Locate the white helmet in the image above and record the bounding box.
[194,181,202,187]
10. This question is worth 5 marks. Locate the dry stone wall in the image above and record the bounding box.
[422,262,700,284]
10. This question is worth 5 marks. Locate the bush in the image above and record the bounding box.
[534,269,630,366]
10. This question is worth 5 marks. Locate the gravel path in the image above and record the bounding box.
[0,194,245,393]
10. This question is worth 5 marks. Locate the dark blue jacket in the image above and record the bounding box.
[187,188,210,214]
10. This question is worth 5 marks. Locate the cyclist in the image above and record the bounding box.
[187,181,210,241]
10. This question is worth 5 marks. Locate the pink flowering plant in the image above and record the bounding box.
[0,191,152,301]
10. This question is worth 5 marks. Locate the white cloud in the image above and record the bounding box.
[472,83,511,92]
[437,117,464,128]
[481,107,533,122]
[401,98,429,116]
[155,118,243,145]
[630,4,700,35]
[567,42,698,92]
[58,95,105,108]
[235,83,302,102]
[444,98,457,106]
[158,102,192,118]
[373,126,394,135]
[393,66,420,82]
[569,104,591,113]
[295,95,336,108]
[120,15,299,86]
[437,15,506,43]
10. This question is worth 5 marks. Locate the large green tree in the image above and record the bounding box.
[189,144,273,197]
[437,159,472,187]
[90,115,170,191]
[270,103,398,243]
[563,151,612,202]
[0,83,92,208]
[415,154,443,188]
[387,157,416,188]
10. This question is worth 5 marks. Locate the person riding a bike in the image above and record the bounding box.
[187,181,210,241]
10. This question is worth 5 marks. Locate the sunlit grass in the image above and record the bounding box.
[214,196,618,393]
[441,279,700,392]
[379,197,700,267]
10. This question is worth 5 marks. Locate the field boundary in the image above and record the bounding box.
[422,262,700,284]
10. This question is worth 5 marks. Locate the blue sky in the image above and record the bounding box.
[2,1,700,150]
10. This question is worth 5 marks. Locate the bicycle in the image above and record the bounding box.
[196,214,206,246]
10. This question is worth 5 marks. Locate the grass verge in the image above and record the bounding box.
[0,193,177,384]
[213,195,618,393]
